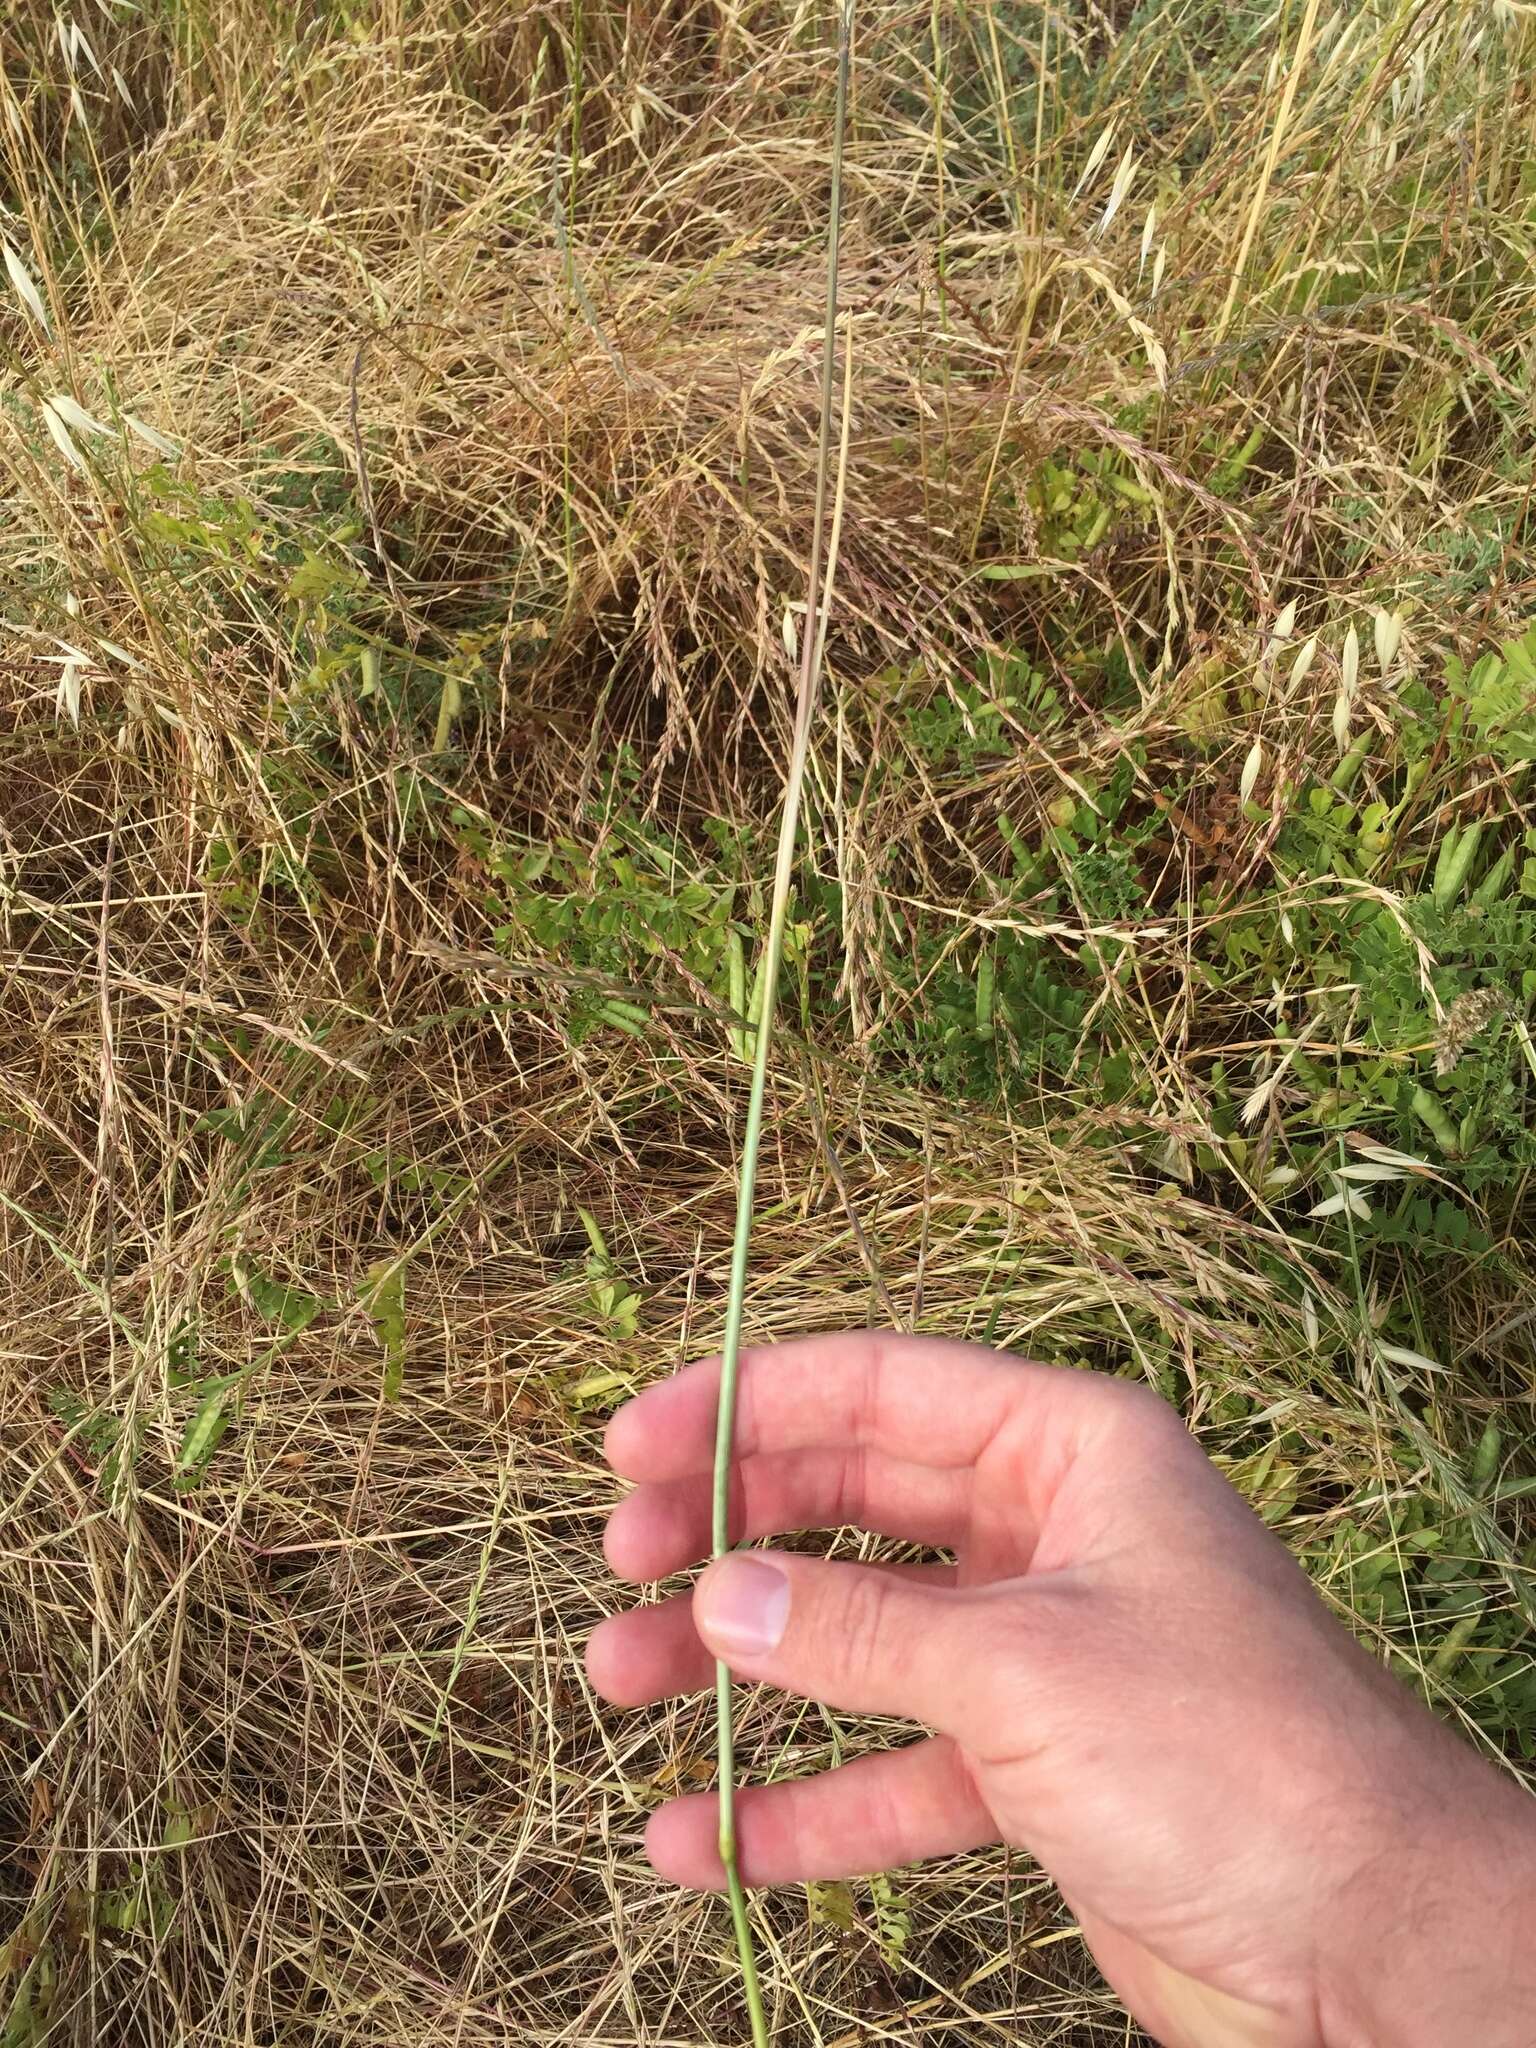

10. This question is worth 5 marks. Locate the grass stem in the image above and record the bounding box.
[710,6,854,2039]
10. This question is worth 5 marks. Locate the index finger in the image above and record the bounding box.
[604,1329,1088,1482]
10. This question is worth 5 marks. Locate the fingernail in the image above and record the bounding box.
[697,1554,790,1659]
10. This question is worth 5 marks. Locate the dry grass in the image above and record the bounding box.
[3,0,1535,2042]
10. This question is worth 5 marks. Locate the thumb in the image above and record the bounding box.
[694,1549,1004,1745]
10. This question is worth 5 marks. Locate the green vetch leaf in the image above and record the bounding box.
[233,1263,321,1332]
[806,1880,856,1933]
[362,1259,408,1400]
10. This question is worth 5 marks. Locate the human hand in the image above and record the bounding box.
[588,1333,1536,2047]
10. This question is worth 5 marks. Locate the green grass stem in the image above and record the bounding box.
[709,7,854,2039]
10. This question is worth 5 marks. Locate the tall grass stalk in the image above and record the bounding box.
[709,6,853,2038]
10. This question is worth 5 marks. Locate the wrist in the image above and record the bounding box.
[1320,1755,1536,2048]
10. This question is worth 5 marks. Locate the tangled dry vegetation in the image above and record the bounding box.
[3,0,1535,2043]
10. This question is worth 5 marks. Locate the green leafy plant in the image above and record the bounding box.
[1307,1432,1536,1759]
[459,789,746,1042]
[805,1873,914,1969]
[46,1388,135,1499]
[361,1259,408,1401]
[867,1870,913,1971]
[1446,619,1536,766]
[575,1208,641,1342]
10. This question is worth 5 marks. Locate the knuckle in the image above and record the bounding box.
[832,1441,869,1524]
[1102,1376,1190,1452]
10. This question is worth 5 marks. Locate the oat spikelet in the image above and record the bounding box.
[1434,987,1511,1076]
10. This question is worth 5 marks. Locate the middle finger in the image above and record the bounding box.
[604,1446,970,1583]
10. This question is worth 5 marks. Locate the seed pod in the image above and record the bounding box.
[1469,1420,1502,1494]
[975,949,996,1039]
[1432,818,1483,908]
[1471,845,1514,908]
[1429,1605,1485,1678]
[1412,1085,1460,1156]
[1329,733,1371,793]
